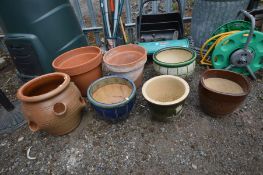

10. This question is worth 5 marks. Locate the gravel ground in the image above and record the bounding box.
[0,62,263,174]
[1,1,263,174]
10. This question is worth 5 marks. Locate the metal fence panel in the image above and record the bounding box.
[0,0,188,48]
[70,0,189,44]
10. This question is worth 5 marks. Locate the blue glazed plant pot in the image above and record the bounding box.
[87,76,136,122]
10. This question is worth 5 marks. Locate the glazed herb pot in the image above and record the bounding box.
[103,44,147,88]
[142,75,190,121]
[52,46,102,96]
[199,69,250,117]
[17,72,86,135]
[87,76,136,122]
[153,47,196,78]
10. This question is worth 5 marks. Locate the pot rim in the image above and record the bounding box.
[103,44,147,67]
[52,46,102,76]
[87,75,136,108]
[200,69,251,97]
[153,47,197,68]
[17,72,70,102]
[142,75,190,105]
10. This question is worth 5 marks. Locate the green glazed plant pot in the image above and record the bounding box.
[153,47,197,78]
[147,101,185,122]
[142,75,190,121]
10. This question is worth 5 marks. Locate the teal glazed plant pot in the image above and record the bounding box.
[153,47,196,78]
[87,76,136,122]
[142,75,190,121]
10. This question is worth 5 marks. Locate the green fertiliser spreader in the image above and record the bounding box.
[136,0,191,56]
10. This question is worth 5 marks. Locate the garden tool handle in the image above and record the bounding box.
[110,0,114,12]
[239,10,255,51]
[141,0,157,6]
[141,0,181,6]
[138,0,161,42]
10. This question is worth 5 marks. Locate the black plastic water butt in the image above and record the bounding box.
[0,0,88,81]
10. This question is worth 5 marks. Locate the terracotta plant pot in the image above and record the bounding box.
[153,47,196,78]
[17,72,86,135]
[103,44,147,87]
[52,46,102,96]
[199,69,250,117]
[87,76,136,122]
[142,75,190,121]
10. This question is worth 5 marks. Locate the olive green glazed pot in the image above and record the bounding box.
[142,75,190,121]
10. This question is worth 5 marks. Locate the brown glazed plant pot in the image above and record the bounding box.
[52,46,102,96]
[199,69,251,117]
[142,75,190,121]
[103,44,147,88]
[17,72,86,135]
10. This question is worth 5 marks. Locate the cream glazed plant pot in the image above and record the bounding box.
[153,47,197,78]
[142,75,190,121]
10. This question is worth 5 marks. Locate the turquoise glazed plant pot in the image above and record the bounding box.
[142,75,190,121]
[153,47,196,78]
[87,76,136,122]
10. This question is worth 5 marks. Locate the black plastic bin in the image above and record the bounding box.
[0,0,88,81]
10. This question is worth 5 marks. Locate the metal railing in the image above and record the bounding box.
[71,0,191,45]
[0,0,191,49]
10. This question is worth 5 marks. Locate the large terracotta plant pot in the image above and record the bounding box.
[52,46,102,96]
[142,75,190,121]
[87,76,136,122]
[153,47,197,78]
[199,69,250,117]
[17,72,86,135]
[103,44,147,87]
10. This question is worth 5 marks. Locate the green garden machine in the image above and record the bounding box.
[136,0,192,57]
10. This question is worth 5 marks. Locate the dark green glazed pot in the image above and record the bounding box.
[142,75,190,121]
[147,101,185,121]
